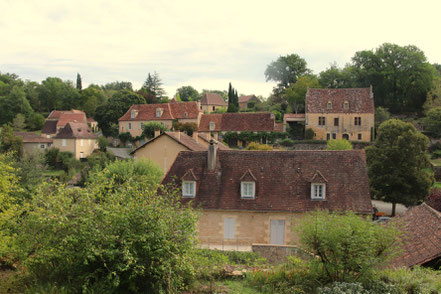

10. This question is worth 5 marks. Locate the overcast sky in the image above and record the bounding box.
[1,0,441,98]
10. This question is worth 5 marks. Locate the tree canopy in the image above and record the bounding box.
[265,54,311,90]
[142,72,166,101]
[176,86,199,101]
[283,75,320,113]
[366,119,433,216]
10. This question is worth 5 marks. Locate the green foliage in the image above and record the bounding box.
[366,119,434,214]
[27,112,45,130]
[142,122,169,139]
[227,83,239,113]
[374,106,390,128]
[118,131,133,144]
[0,125,23,155]
[304,128,315,140]
[176,86,199,101]
[326,139,353,150]
[246,142,273,151]
[423,78,441,113]
[37,77,80,112]
[76,73,82,91]
[0,85,33,125]
[102,81,133,91]
[58,151,82,173]
[95,90,145,136]
[142,72,166,101]
[265,54,312,90]
[173,121,197,136]
[298,211,399,283]
[223,131,287,146]
[86,150,115,171]
[279,138,295,147]
[318,63,356,88]
[78,87,106,118]
[272,110,282,122]
[12,113,26,131]
[12,152,46,200]
[44,147,59,168]
[283,75,320,113]
[6,178,198,293]
[422,106,441,138]
[97,135,108,152]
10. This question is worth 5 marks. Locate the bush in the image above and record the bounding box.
[44,148,59,168]
[279,138,294,147]
[246,142,273,151]
[97,136,108,152]
[304,128,315,140]
[298,211,399,283]
[173,122,198,136]
[58,151,82,172]
[118,132,133,145]
[318,282,368,294]
[326,139,353,150]
[27,113,45,131]
[422,106,441,138]
[142,122,168,139]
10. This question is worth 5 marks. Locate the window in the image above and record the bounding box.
[40,144,45,149]
[327,101,332,109]
[241,182,255,199]
[182,181,196,197]
[311,183,326,200]
[326,133,330,140]
[46,134,50,138]
[224,217,235,239]
[212,106,215,111]
[354,117,361,126]
[318,116,326,126]
[139,122,142,130]
[209,121,215,131]
[332,133,336,139]
[358,133,362,140]
[80,152,84,159]
[156,108,162,118]
[88,139,92,146]
[128,122,132,130]
[131,110,136,119]
[62,139,66,146]
[80,139,84,146]
[344,101,349,109]
[184,112,188,118]
[334,117,339,126]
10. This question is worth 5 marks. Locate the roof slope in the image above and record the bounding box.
[15,132,53,143]
[161,150,373,213]
[54,122,97,139]
[390,203,441,268]
[47,109,85,120]
[239,95,257,103]
[200,93,227,106]
[306,88,374,113]
[41,120,58,134]
[198,113,276,132]
[426,188,441,212]
[197,133,230,150]
[119,102,200,121]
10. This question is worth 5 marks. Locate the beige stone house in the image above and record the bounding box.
[53,122,97,159]
[161,148,373,248]
[200,93,227,113]
[15,132,53,155]
[42,110,87,138]
[131,131,229,173]
[118,102,201,137]
[304,87,375,142]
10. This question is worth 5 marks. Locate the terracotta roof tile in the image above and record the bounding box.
[119,102,200,121]
[15,132,53,143]
[200,93,227,106]
[197,133,230,150]
[47,109,85,120]
[54,122,97,139]
[41,120,57,134]
[57,113,87,127]
[198,113,276,132]
[239,95,256,103]
[306,88,374,113]
[161,150,373,214]
[390,204,441,267]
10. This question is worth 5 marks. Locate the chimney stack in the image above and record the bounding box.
[177,130,181,140]
[154,130,161,138]
[192,131,199,143]
[207,139,218,171]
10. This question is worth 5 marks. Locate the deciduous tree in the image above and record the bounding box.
[265,54,311,90]
[422,107,441,138]
[142,72,166,101]
[176,86,199,101]
[283,75,320,113]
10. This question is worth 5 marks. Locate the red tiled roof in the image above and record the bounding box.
[87,117,97,123]
[306,88,374,113]
[57,113,87,127]
[15,132,53,143]
[118,102,200,121]
[47,109,85,120]
[239,95,256,103]
[161,150,373,214]
[390,204,441,268]
[200,93,227,106]
[54,122,97,139]
[426,188,441,212]
[131,132,206,155]
[198,113,276,132]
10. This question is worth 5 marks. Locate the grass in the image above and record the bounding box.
[434,182,441,188]
[215,280,260,294]
[431,157,441,166]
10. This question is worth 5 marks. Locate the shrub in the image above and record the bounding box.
[97,136,108,152]
[246,142,273,151]
[44,148,59,168]
[298,211,399,283]
[58,151,82,172]
[422,106,441,138]
[304,128,315,140]
[326,139,353,150]
[318,282,368,294]
[173,122,198,136]
[279,138,294,147]
[142,122,168,139]
[118,132,133,145]
[27,113,45,130]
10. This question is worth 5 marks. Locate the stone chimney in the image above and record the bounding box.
[176,130,181,140]
[154,130,161,138]
[207,139,218,171]
[192,131,199,143]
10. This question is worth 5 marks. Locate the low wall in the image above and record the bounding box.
[252,244,313,264]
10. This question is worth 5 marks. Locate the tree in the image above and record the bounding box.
[0,85,33,125]
[318,63,356,88]
[326,139,353,150]
[172,122,198,136]
[423,78,441,113]
[265,54,312,90]
[95,90,145,136]
[366,119,434,216]
[374,107,390,128]
[98,136,109,152]
[38,77,80,111]
[227,83,239,112]
[0,125,23,155]
[142,72,166,101]
[351,43,435,113]
[27,113,45,130]
[283,75,320,113]
[12,114,26,131]
[175,86,199,101]
[142,122,168,139]
[78,87,106,117]
[102,81,133,91]
[298,211,399,283]
[76,73,82,91]
[422,107,441,138]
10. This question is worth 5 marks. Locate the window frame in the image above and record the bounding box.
[354,117,361,126]
[209,121,215,131]
[334,117,339,126]
[241,181,255,199]
[358,133,362,140]
[128,122,132,130]
[318,116,326,126]
[311,183,326,200]
[327,101,332,109]
[62,139,67,146]
[182,180,196,198]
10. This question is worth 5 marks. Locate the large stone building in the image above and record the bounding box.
[41,110,88,138]
[304,87,375,142]
[161,147,373,248]
[118,102,201,137]
[200,93,227,113]
[53,122,97,159]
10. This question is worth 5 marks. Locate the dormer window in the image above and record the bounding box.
[311,183,326,200]
[131,110,137,119]
[209,121,215,131]
[327,101,332,109]
[182,181,196,198]
[156,108,162,118]
[343,101,349,109]
[184,112,188,118]
[241,181,255,199]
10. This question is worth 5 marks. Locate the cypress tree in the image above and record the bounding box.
[76,73,82,91]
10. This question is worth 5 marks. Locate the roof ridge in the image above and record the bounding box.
[422,202,441,219]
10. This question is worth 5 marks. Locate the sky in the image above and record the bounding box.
[1,0,441,98]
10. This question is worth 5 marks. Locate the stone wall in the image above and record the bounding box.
[252,244,313,265]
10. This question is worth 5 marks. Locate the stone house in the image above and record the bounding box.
[304,87,375,142]
[131,131,228,173]
[15,132,53,154]
[118,102,201,137]
[53,122,97,159]
[200,93,227,113]
[238,95,259,110]
[41,110,88,138]
[161,147,373,248]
